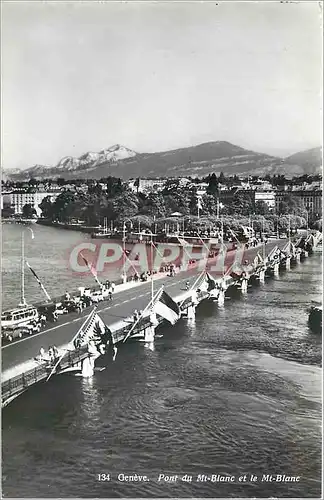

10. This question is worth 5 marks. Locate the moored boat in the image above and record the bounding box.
[308,302,322,334]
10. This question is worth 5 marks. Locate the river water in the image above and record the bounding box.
[1,223,322,498]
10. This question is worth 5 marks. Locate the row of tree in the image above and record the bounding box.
[36,177,314,232]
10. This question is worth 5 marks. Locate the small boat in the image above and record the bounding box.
[308,302,322,334]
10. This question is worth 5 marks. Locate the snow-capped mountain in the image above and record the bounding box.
[56,144,137,171]
[7,144,138,179]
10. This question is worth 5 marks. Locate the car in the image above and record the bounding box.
[2,327,24,342]
[90,291,104,303]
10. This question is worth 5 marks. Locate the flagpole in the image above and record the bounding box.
[46,306,97,382]
[123,286,163,343]
[20,227,34,307]
[21,231,25,306]
[26,261,52,302]
[123,221,126,282]
[80,252,102,288]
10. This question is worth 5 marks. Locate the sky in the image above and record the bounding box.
[1,1,322,170]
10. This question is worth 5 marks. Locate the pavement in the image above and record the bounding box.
[2,239,288,376]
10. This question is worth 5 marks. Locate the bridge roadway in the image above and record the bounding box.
[2,239,287,373]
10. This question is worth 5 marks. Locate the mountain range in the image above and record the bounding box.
[5,141,322,181]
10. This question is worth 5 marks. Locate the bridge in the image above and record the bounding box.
[2,233,321,407]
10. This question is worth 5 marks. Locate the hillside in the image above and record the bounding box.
[284,147,322,175]
[5,141,322,181]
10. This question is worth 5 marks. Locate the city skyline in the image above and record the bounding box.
[2,1,322,171]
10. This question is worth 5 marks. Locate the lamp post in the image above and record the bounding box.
[122,218,133,283]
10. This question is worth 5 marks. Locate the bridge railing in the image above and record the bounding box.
[2,346,90,403]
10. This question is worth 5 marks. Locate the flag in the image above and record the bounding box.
[80,253,102,287]
[206,272,217,291]
[25,261,51,301]
[80,313,118,361]
[74,311,106,347]
[104,326,118,361]
[153,290,180,325]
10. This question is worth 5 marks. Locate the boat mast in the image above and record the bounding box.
[123,221,126,283]
[221,215,225,278]
[20,227,35,306]
[21,231,26,306]
[262,218,265,260]
[150,231,154,305]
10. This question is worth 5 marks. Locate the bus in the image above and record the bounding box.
[1,306,39,330]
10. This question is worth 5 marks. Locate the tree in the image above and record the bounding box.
[22,203,37,218]
[226,192,254,216]
[39,196,54,219]
[201,194,218,216]
[52,190,77,222]
[134,177,140,193]
[140,193,166,218]
[278,194,307,218]
[255,200,271,216]
[218,172,226,184]
[206,173,219,195]
[111,192,139,220]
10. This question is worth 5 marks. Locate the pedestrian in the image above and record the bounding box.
[48,346,54,361]
[53,345,59,360]
[39,346,45,360]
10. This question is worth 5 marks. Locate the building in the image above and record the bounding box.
[254,188,276,209]
[10,190,60,216]
[275,183,322,218]
[129,178,166,193]
[196,182,209,197]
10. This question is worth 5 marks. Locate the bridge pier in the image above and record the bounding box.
[144,325,155,342]
[81,356,95,377]
[274,262,279,276]
[218,289,225,306]
[187,304,196,319]
[241,278,248,294]
[259,269,265,283]
[145,312,158,342]
[286,257,291,270]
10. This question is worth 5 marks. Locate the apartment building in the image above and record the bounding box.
[10,190,59,216]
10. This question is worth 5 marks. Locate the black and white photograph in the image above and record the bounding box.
[1,1,322,498]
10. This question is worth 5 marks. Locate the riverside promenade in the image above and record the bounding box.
[2,235,318,407]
